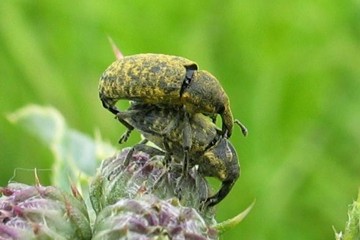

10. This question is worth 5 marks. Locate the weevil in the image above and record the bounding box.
[116,102,240,207]
[99,53,240,138]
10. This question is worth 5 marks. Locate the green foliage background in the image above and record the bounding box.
[1,1,360,239]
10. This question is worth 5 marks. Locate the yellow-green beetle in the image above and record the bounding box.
[99,53,236,138]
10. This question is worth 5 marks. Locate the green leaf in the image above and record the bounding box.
[7,104,117,192]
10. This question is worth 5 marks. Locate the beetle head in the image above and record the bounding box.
[199,137,239,181]
[180,70,234,138]
[201,138,240,206]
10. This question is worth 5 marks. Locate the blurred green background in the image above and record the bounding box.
[1,0,360,239]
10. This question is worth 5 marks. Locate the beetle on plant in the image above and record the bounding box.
[99,53,247,139]
[115,102,241,207]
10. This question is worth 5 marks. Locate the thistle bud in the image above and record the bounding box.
[0,183,92,239]
[92,195,218,240]
[90,148,214,217]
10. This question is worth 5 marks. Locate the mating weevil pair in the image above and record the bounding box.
[99,53,247,138]
[98,53,247,207]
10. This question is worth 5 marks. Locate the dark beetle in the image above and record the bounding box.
[98,53,236,137]
[116,102,240,207]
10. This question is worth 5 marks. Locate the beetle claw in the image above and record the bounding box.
[118,129,132,144]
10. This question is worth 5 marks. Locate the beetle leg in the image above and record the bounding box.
[161,140,173,166]
[107,141,153,180]
[118,129,132,144]
[182,111,192,176]
[124,139,150,166]
[115,111,139,143]
[234,119,248,137]
[116,120,134,143]
[100,93,136,142]
[204,179,236,207]
[100,93,119,115]
[175,110,192,197]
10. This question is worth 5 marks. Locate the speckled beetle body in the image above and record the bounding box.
[99,53,234,137]
[116,102,240,207]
